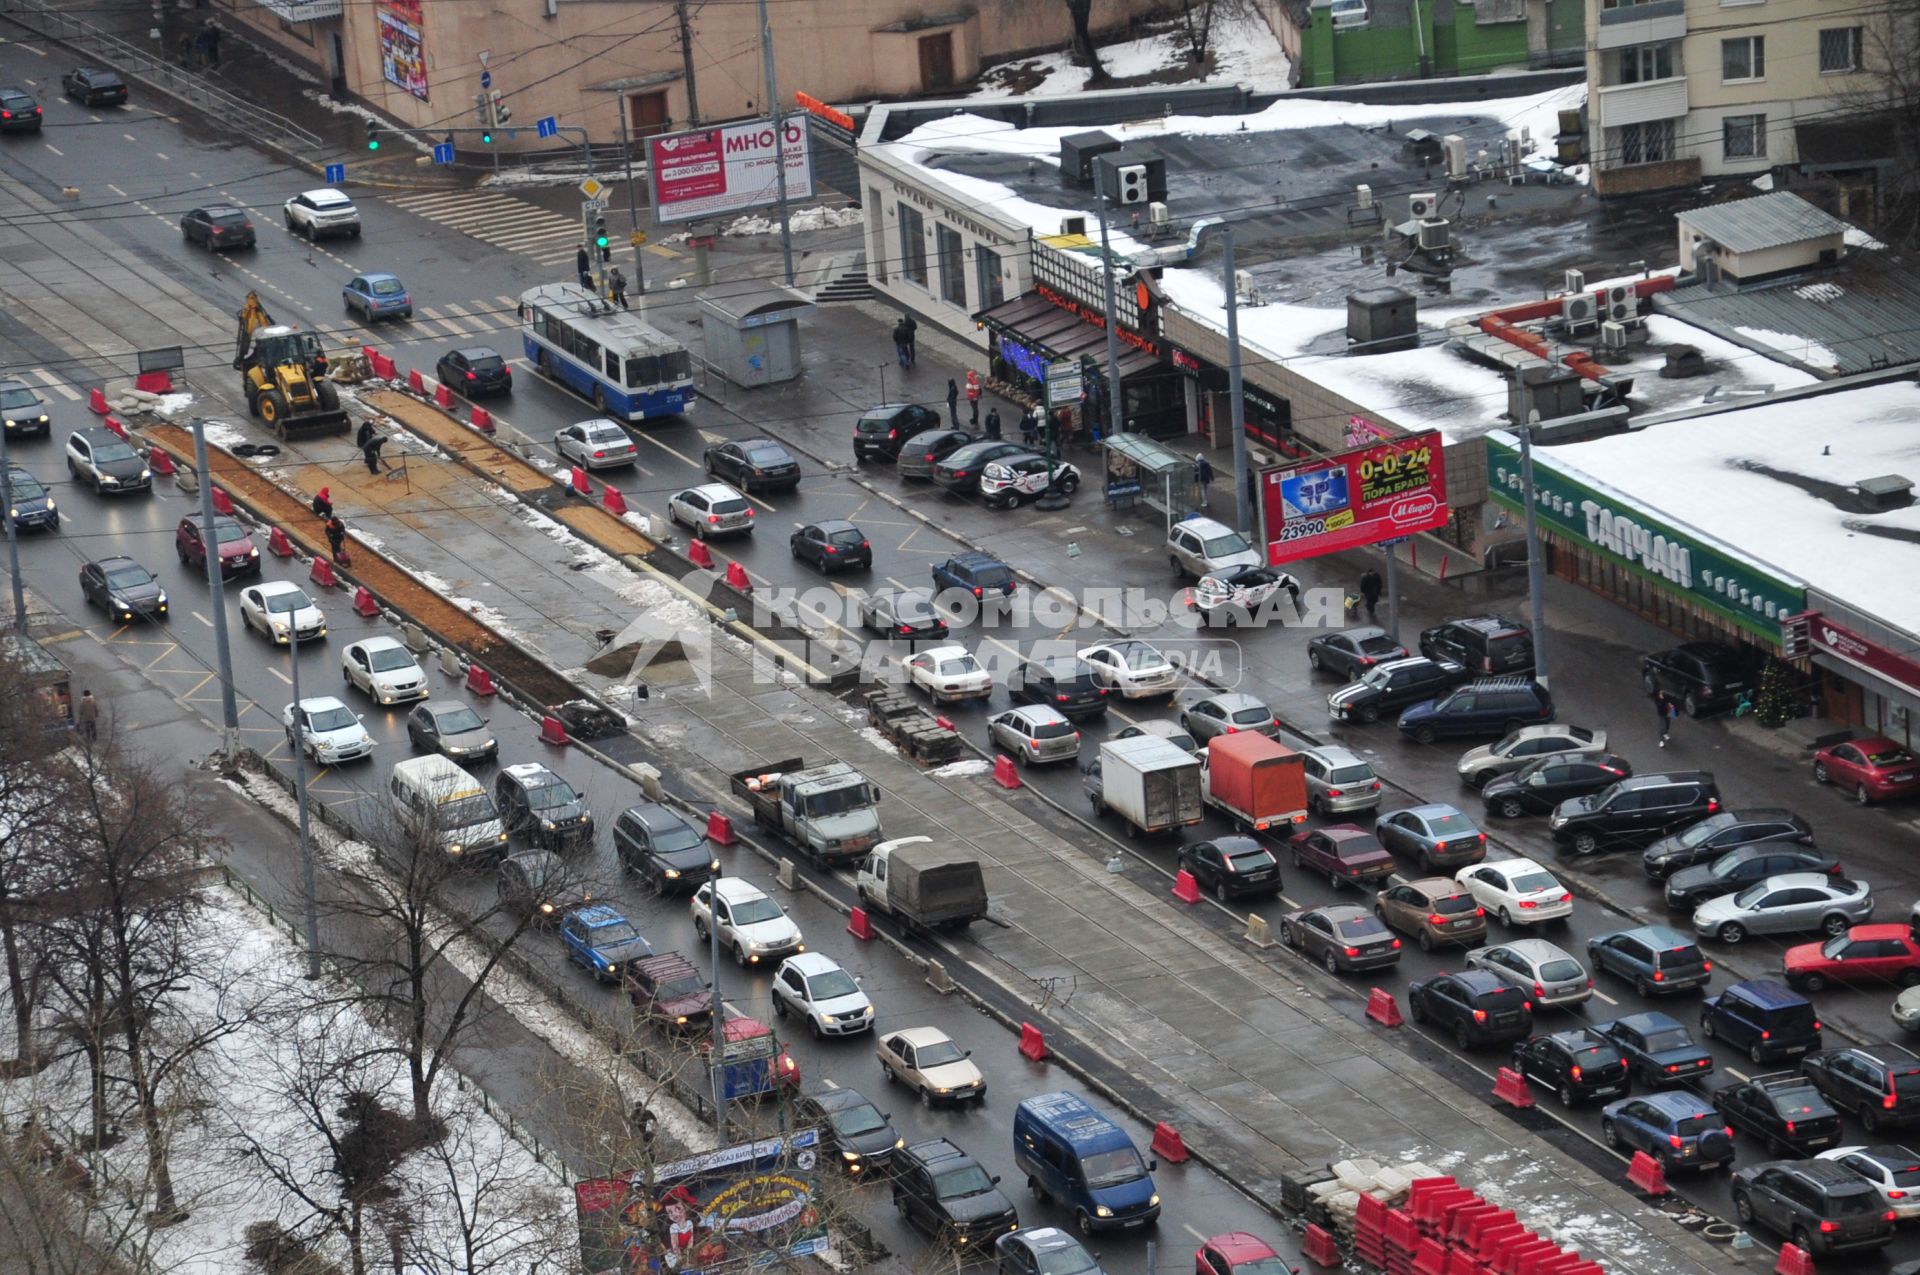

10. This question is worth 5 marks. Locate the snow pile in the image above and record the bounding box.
[199,419,253,452]
[146,391,198,418]
[929,758,991,778]
[969,7,1292,99]
[723,206,863,236]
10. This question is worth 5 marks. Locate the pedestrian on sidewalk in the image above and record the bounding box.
[945,379,960,429]
[324,515,348,564]
[355,418,375,452]
[576,246,591,289]
[984,407,1002,441]
[311,486,332,520]
[903,315,918,366]
[1359,566,1383,624]
[362,432,387,476]
[965,370,982,425]
[76,689,98,745]
[1020,406,1039,448]
[608,267,629,310]
[1193,452,1216,510]
[201,19,221,68]
[891,319,911,369]
[1654,688,1679,747]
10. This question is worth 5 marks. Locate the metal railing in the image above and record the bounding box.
[2,0,324,158]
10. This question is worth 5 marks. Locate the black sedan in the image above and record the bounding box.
[62,67,127,106]
[180,205,256,251]
[789,520,871,574]
[1715,1074,1843,1157]
[1593,1011,1714,1088]
[705,438,800,492]
[1278,904,1400,974]
[934,440,1029,494]
[1663,845,1841,912]
[1307,626,1409,679]
[79,556,166,622]
[1480,752,1633,819]
[795,1086,900,1176]
[436,347,513,398]
[1007,656,1108,721]
[859,589,947,641]
[1641,809,1816,879]
[1177,836,1281,902]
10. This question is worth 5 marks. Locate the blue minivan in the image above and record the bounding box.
[1701,979,1822,1063]
[1013,1092,1160,1235]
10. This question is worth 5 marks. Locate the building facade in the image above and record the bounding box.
[1585,0,1882,197]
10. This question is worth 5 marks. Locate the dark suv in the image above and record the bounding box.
[1508,1028,1630,1106]
[890,1138,1019,1250]
[1731,1159,1895,1257]
[1801,1044,1920,1132]
[492,762,594,850]
[1327,656,1467,724]
[1701,980,1822,1064]
[932,551,1018,599]
[853,403,943,461]
[1586,925,1712,996]
[624,951,711,1032]
[1419,616,1534,676]
[436,346,514,398]
[1642,642,1750,717]
[1640,809,1816,879]
[1549,772,1721,855]
[1406,969,1532,1048]
[1008,656,1108,721]
[612,802,716,893]
[175,513,261,579]
[1397,678,1553,744]
[1663,844,1841,912]
[0,87,43,132]
[1718,1073,1843,1158]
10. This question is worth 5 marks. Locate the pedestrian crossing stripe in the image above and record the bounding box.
[384,189,678,269]
[23,368,83,401]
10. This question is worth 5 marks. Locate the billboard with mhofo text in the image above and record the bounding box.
[1259,431,1451,565]
[648,119,814,224]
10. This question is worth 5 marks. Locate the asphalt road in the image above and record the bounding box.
[8,43,1920,1267]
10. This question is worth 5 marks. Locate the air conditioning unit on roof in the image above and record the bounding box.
[1606,284,1633,324]
[1562,293,1597,332]
[1416,219,1450,251]
[1600,320,1629,352]
[1060,216,1087,237]
[1409,191,1438,220]
[1148,201,1169,227]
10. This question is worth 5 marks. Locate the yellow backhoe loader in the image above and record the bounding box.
[233,292,349,439]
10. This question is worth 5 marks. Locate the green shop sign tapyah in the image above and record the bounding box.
[1484,433,1805,639]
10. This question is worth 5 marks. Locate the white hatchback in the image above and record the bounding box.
[240,579,327,645]
[668,482,754,538]
[283,695,375,764]
[341,636,428,704]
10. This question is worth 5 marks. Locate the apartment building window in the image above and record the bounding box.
[1618,120,1676,165]
[1819,26,1863,73]
[898,204,927,286]
[1620,42,1674,83]
[1723,113,1767,158]
[935,224,966,307]
[1722,36,1765,81]
[975,246,1005,309]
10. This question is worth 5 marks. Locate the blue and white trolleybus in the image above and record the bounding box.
[518,282,695,421]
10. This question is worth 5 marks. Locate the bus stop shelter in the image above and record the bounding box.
[697,281,815,388]
[1101,433,1200,533]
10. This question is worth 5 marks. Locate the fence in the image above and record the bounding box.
[1,0,324,159]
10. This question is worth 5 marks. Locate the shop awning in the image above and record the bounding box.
[1085,346,1161,384]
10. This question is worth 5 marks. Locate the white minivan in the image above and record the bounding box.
[389,755,510,862]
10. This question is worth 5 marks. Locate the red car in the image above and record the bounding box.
[1784,924,1920,993]
[1288,825,1396,891]
[1813,736,1920,804]
[1196,1232,1301,1275]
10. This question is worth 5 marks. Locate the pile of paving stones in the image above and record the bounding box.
[863,689,965,764]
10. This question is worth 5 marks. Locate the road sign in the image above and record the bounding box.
[1045,360,1083,409]
[629,231,648,247]
[432,143,455,165]
[324,162,345,184]
[479,69,492,89]
[537,116,558,139]
[579,177,605,200]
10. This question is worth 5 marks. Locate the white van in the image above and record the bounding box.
[389,755,510,862]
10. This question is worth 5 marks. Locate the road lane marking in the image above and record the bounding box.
[639,433,700,468]
[122,133,136,143]
[43,143,61,155]
[1725,1067,1750,1082]
[1183,1224,1208,1243]
[192,610,211,627]
[269,667,292,685]
[154,151,167,160]
[20,42,43,56]
[1591,990,1617,1005]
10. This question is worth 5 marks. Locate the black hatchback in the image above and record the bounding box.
[1509,1028,1631,1106]
[180,205,256,250]
[896,428,977,479]
[62,67,127,106]
[0,87,42,132]
[1008,656,1109,721]
[789,520,871,573]
[853,403,942,461]
[436,347,513,398]
[1407,969,1532,1048]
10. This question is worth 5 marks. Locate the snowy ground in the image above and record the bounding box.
[969,8,1293,98]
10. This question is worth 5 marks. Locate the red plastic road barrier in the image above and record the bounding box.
[601,485,627,516]
[1354,1191,1389,1232]
[1411,1238,1449,1275]
[1773,1246,1814,1275]
[1149,1122,1189,1163]
[705,809,735,846]
[1492,1067,1534,1109]
[847,907,875,941]
[146,447,176,476]
[470,406,494,433]
[1300,1224,1339,1268]
[268,526,295,557]
[1406,1177,1458,1208]
[88,387,109,414]
[569,466,591,496]
[1384,1209,1420,1257]
[465,663,497,696]
[1499,1239,1561,1275]
[540,715,568,746]
[309,557,338,588]
[361,345,379,362]
[407,368,426,393]
[134,370,173,394]
[103,416,128,439]
[1519,1252,1580,1275]
[434,383,455,409]
[1625,1150,1669,1196]
[935,716,955,731]
[371,353,397,380]
[1459,1208,1517,1248]
[724,560,751,593]
[1444,1252,1485,1275]
[1365,987,1404,1027]
[687,539,714,570]
[1171,869,1202,904]
[1018,1022,1049,1061]
[352,586,379,618]
[210,487,234,515]
[992,754,1022,789]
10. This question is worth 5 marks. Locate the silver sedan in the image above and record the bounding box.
[555,418,637,469]
[1691,872,1873,944]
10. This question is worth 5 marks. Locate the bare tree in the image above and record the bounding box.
[1176,0,1257,65]
[0,645,78,1070]
[1833,0,1920,246]
[1062,0,1108,81]
[400,1087,575,1275]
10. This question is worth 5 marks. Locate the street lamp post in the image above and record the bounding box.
[189,419,241,759]
[1221,225,1252,537]
[1519,415,1551,688]
[613,99,647,297]
[0,421,24,633]
[709,894,726,1139]
[1095,188,1124,442]
[284,608,323,980]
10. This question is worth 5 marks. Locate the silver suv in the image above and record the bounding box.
[1167,516,1261,579]
[1302,745,1382,815]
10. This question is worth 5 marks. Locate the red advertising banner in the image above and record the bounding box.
[647,120,814,224]
[1806,613,1920,697]
[1259,430,1451,565]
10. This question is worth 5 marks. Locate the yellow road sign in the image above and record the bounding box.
[578,177,605,199]
[629,231,648,246]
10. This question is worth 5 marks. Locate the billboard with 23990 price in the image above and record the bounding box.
[1259,431,1450,565]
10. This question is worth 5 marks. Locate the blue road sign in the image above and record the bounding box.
[536,116,558,139]
[479,69,492,89]
[324,162,345,184]
[432,143,455,165]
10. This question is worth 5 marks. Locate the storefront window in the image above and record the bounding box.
[976,247,1005,308]
[936,225,966,306]
[898,205,927,286]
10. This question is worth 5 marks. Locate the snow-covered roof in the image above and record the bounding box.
[1542,380,1920,632]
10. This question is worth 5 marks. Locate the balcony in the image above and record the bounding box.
[1596,0,1687,50]
[1594,76,1689,128]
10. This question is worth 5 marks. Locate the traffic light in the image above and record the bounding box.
[365,118,381,151]
[594,213,610,262]
[489,91,511,126]
[481,126,493,145]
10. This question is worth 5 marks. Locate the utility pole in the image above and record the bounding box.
[1095,186,1125,442]
[190,418,241,759]
[755,0,795,285]
[0,421,23,633]
[1520,415,1551,689]
[615,101,647,297]
[708,894,726,1139]
[676,0,701,126]
[1221,225,1252,536]
[284,612,322,980]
